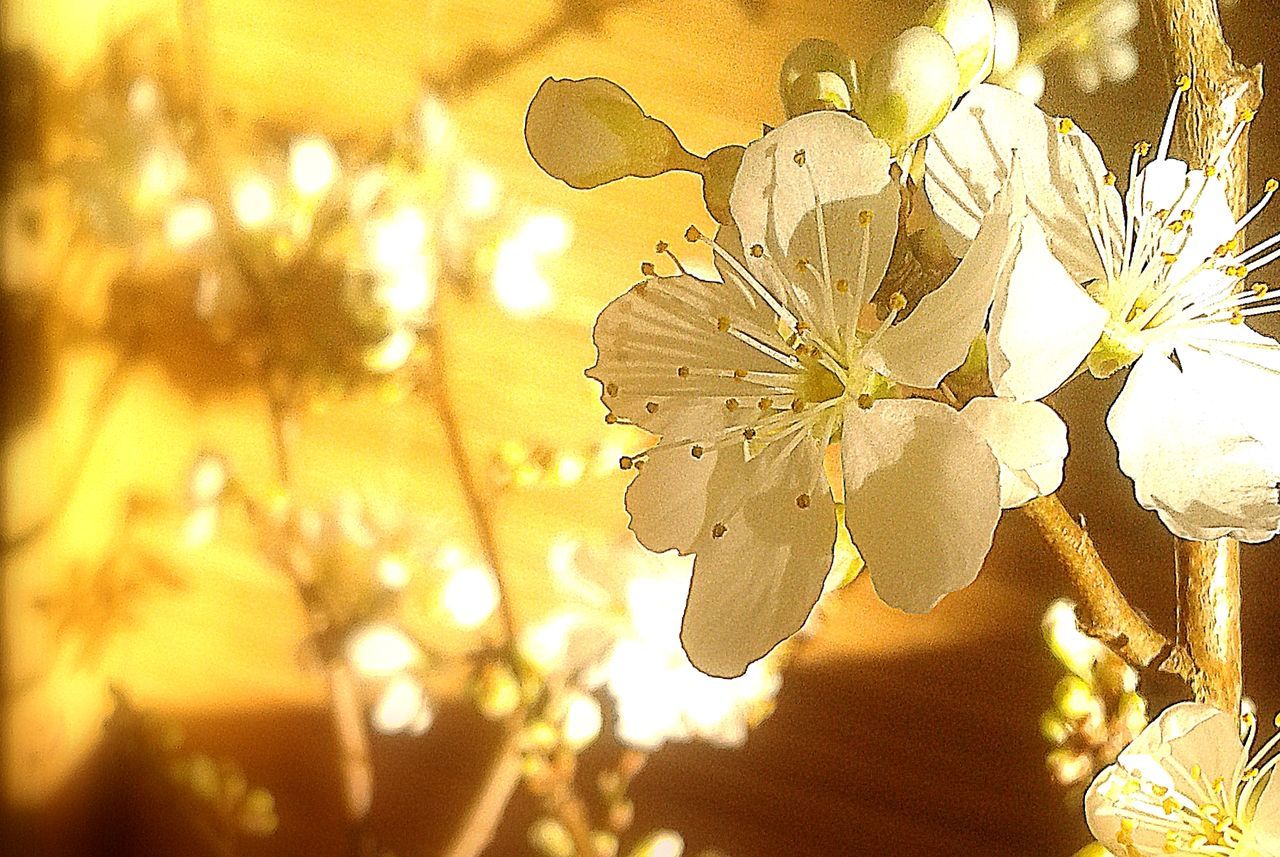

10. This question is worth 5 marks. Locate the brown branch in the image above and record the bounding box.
[1022,495,1192,681]
[1147,0,1258,713]
[438,718,527,857]
[1175,539,1242,710]
[421,324,521,650]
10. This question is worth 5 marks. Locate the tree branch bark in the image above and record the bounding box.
[1147,0,1259,713]
[1022,496,1192,681]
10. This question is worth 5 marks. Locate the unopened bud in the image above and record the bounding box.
[921,0,996,94]
[856,26,961,154]
[778,39,857,118]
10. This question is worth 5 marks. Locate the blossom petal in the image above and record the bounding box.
[679,439,837,677]
[924,83,1121,283]
[989,217,1108,401]
[841,398,1001,613]
[1087,702,1247,855]
[869,166,1024,388]
[587,273,797,432]
[1108,346,1280,542]
[1129,159,1237,285]
[960,397,1067,508]
[730,111,898,343]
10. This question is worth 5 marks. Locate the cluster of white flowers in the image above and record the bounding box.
[578,55,1280,679]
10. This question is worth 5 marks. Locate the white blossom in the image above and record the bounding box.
[925,82,1280,542]
[1086,701,1280,856]
[589,109,1043,676]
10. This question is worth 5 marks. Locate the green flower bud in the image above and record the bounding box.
[524,77,693,189]
[921,0,996,94]
[778,39,857,117]
[856,26,961,154]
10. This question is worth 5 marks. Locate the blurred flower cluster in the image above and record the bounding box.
[1040,601,1148,790]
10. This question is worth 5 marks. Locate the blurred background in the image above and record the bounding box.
[4,0,1280,855]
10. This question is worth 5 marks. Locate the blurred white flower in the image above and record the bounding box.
[1086,702,1280,856]
[289,136,339,197]
[593,555,781,750]
[1067,0,1140,94]
[372,675,434,735]
[926,82,1280,542]
[347,623,417,676]
[590,109,1032,677]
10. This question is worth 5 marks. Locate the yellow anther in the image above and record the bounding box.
[1135,141,1151,155]
[796,320,811,333]
[605,413,617,425]
[1274,712,1280,727]
[640,261,656,276]
[1181,208,1195,220]
[711,522,727,538]
[835,278,849,293]
[742,427,756,440]
[645,401,659,413]
[1206,165,1218,177]
[889,292,907,311]
[717,316,731,332]
[1057,117,1075,134]
[749,243,764,257]
[1155,208,1171,220]
[619,456,635,470]
[856,393,874,409]
[1191,764,1203,781]
[677,366,690,377]
[655,240,669,253]
[690,445,704,459]
[1169,220,1185,233]
[684,224,702,242]
[1268,178,1279,193]
[858,209,874,227]
[1243,107,1258,122]
[1163,797,1179,814]
[793,149,806,166]
[758,397,773,410]
[1150,784,1169,797]
[605,382,619,397]
[635,282,648,297]
[795,493,811,509]
[791,399,805,412]
[725,398,739,411]
[1231,309,1245,324]
[1162,252,1179,264]
[1121,819,1137,833]
[1104,172,1117,186]
[1177,74,1192,91]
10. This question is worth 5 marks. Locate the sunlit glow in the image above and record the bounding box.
[1042,599,1103,680]
[137,147,187,206]
[458,165,500,219]
[519,613,580,675]
[377,267,435,318]
[165,199,215,248]
[492,214,571,317]
[289,136,338,196]
[377,555,410,590]
[554,455,585,484]
[372,676,433,735]
[346,623,417,676]
[371,207,430,271]
[126,78,161,117]
[232,174,275,228]
[632,830,684,857]
[560,692,603,750]
[440,555,499,629]
[189,453,228,504]
[417,95,454,153]
[363,328,417,373]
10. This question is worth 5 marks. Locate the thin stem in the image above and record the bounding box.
[438,717,527,857]
[1147,0,1259,713]
[421,324,521,649]
[990,0,1107,86]
[1022,495,1192,682]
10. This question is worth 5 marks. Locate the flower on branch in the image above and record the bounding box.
[925,81,1280,542]
[1085,701,1280,856]
[587,109,1047,677]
